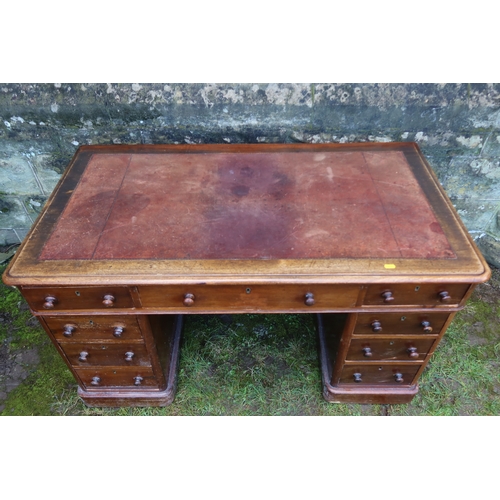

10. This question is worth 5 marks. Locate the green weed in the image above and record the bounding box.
[0,278,44,349]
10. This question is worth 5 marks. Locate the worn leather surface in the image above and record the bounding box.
[39,150,455,261]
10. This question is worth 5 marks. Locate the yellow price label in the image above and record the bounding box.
[384,264,396,269]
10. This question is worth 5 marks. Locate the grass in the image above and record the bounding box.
[0,281,41,350]
[1,262,499,416]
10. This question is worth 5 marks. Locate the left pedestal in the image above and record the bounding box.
[39,313,183,407]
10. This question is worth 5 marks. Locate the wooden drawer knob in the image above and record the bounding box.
[381,291,394,303]
[394,372,404,383]
[125,351,135,362]
[134,376,143,386]
[304,292,315,306]
[353,372,362,383]
[102,294,115,307]
[183,293,195,307]
[91,376,100,386]
[43,296,57,309]
[79,351,89,362]
[407,346,419,359]
[438,291,451,303]
[63,325,75,337]
[371,320,382,332]
[113,326,124,338]
[362,347,373,357]
[421,321,433,333]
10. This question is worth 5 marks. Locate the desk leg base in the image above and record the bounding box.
[321,382,419,405]
[317,313,419,404]
[77,386,178,407]
[77,315,183,408]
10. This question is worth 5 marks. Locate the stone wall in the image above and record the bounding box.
[1,83,500,264]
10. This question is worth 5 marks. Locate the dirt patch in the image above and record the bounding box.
[472,266,500,304]
[0,344,40,412]
[467,321,489,346]
[1,246,41,411]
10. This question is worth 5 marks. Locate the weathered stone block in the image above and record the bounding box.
[483,133,500,157]
[451,199,499,232]
[22,195,48,217]
[476,233,500,269]
[0,196,33,228]
[14,228,28,240]
[31,153,61,195]
[0,149,41,195]
[0,229,20,246]
[440,156,500,200]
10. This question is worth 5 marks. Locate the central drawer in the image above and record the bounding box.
[138,284,360,312]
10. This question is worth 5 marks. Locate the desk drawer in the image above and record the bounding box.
[347,338,435,361]
[59,342,151,367]
[353,312,451,335]
[138,284,360,312]
[44,315,143,341]
[22,286,134,311]
[338,364,421,385]
[362,284,470,307]
[75,367,159,389]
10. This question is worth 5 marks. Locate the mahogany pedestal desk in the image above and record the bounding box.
[2,143,490,406]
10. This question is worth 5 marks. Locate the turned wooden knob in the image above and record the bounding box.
[371,320,382,332]
[407,346,419,359]
[102,294,115,307]
[91,376,100,386]
[113,326,124,338]
[63,325,75,337]
[79,351,89,362]
[304,292,315,306]
[438,291,451,303]
[381,291,395,303]
[183,293,195,307]
[421,321,433,333]
[134,376,143,386]
[394,372,404,383]
[353,372,362,383]
[43,296,57,309]
[362,347,373,357]
[125,351,135,362]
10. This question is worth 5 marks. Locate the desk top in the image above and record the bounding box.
[3,143,490,285]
